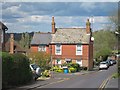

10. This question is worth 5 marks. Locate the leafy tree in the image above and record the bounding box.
[19,32,31,49]
[93,30,117,61]
[27,52,51,71]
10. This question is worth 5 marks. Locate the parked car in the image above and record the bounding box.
[106,59,113,66]
[112,60,116,64]
[30,64,42,80]
[99,61,109,70]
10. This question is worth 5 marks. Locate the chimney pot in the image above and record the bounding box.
[86,19,91,34]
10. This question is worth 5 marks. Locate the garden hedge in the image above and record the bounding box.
[2,53,32,89]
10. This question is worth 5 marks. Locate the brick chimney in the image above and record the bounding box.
[10,33,14,54]
[51,16,56,33]
[86,19,91,34]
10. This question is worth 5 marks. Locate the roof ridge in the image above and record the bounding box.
[57,28,86,29]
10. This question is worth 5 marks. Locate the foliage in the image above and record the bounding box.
[27,52,51,71]
[11,53,32,85]
[51,66,63,73]
[118,57,120,76]
[112,73,120,79]
[93,30,117,62]
[2,53,32,89]
[62,63,80,72]
[55,68,63,73]
[19,32,31,49]
[68,67,76,73]
[51,66,59,71]
[2,52,14,88]
[68,63,80,72]
[42,70,51,77]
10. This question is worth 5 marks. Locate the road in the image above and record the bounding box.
[34,65,118,89]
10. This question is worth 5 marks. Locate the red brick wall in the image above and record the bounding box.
[31,45,50,53]
[30,45,38,52]
[82,45,89,60]
[52,44,83,59]
[31,43,93,69]
[89,42,93,70]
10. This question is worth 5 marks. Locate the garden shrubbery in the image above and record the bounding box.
[2,52,32,89]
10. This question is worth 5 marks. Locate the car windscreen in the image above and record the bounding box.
[31,64,39,70]
[100,62,107,64]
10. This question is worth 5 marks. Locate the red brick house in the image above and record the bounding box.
[30,17,94,70]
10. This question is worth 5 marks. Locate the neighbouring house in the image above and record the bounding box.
[30,17,94,70]
[0,22,8,51]
[5,33,26,54]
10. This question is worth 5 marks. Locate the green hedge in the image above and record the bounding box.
[2,53,32,89]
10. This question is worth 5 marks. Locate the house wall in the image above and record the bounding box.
[89,42,94,70]
[31,43,93,69]
[51,44,90,67]
[30,45,38,52]
[31,45,50,53]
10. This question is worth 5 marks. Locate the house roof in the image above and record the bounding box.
[0,22,8,31]
[31,28,90,45]
[31,33,52,45]
[5,39,26,52]
[52,28,90,44]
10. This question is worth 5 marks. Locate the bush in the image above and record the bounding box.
[11,54,32,85]
[51,66,59,71]
[2,52,14,88]
[68,63,80,72]
[69,67,76,73]
[56,68,63,73]
[2,53,32,89]
[42,70,51,77]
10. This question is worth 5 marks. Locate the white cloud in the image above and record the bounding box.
[17,15,51,23]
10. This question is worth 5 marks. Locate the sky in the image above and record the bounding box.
[1,1,118,33]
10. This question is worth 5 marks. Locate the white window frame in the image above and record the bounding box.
[76,60,82,66]
[76,44,82,55]
[55,44,62,55]
[57,59,61,65]
[38,45,46,52]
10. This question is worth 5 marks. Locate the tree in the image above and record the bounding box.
[27,52,51,71]
[19,32,31,49]
[93,30,117,61]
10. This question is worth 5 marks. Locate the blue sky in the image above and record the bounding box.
[1,1,118,33]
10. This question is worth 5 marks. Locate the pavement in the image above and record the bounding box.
[105,77,119,89]
[8,69,98,90]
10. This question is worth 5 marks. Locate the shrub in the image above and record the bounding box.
[2,53,32,89]
[68,63,80,72]
[68,67,76,73]
[2,52,14,88]
[42,70,51,77]
[51,66,59,71]
[10,53,32,85]
[56,68,63,73]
